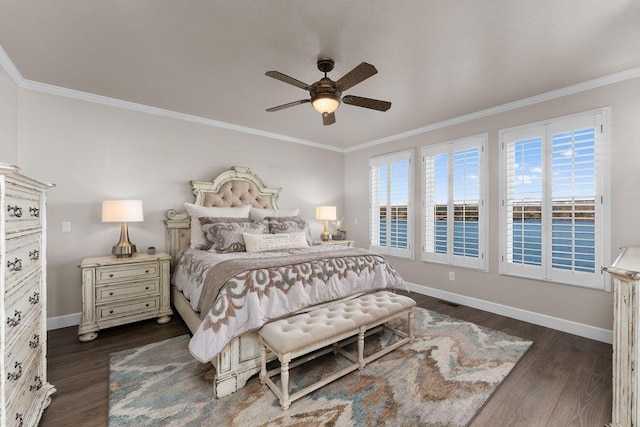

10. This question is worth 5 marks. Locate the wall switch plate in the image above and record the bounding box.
[448,271,455,281]
[61,221,72,233]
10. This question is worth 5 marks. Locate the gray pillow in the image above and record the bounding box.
[266,216,314,245]
[200,218,267,252]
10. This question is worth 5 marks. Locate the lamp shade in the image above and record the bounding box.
[311,94,340,114]
[101,200,144,223]
[315,206,337,221]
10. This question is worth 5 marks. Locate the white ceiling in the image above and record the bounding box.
[1,0,640,150]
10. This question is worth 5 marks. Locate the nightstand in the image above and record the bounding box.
[78,252,173,342]
[315,240,356,248]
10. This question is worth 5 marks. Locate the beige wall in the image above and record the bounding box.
[345,77,640,331]
[14,89,344,318]
[0,67,18,163]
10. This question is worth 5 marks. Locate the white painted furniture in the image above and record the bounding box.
[78,252,172,342]
[315,239,356,247]
[258,291,415,410]
[0,164,55,427]
[603,247,640,427]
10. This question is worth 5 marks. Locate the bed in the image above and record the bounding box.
[164,166,406,398]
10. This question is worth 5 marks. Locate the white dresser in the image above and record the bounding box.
[603,247,640,427]
[0,164,55,427]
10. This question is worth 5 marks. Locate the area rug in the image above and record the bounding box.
[109,308,532,426]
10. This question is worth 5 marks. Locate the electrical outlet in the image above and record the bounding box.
[353,218,358,225]
[61,221,72,233]
[448,271,455,281]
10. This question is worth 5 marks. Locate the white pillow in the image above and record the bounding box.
[249,207,300,221]
[184,203,251,249]
[243,232,308,253]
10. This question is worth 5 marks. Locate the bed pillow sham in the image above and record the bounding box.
[202,220,268,253]
[266,216,314,245]
[243,232,309,253]
[198,217,252,249]
[185,203,251,249]
[249,207,300,221]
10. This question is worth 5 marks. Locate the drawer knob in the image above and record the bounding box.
[7,258,22,271]
[109,274,114,278]
[7,205,22,218]
[29,206,40,217]
[29,375,43,391]
[29,249,40,261]
[6,310,21,327]
[109,310,114,314]
[15,413,23,427]
[29,292,40,304]
[145,286,149,290]
[145,270,150,273]
[109,291,114,296]
[29,334,40,348]
[7,361,22,381]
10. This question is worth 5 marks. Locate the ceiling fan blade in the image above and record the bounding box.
[336,62,378,91]
[265,71,312,91]
[266,99,310,112]
[343,95,391,111]
[322,112,336,126]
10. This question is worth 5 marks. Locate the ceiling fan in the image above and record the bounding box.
[265,58,391,126]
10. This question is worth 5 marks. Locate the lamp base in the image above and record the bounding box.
[112,244,137,258]
[320,231,331,242]
[112,222,137,257]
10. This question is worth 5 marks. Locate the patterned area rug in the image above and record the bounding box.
[109,308,532,426]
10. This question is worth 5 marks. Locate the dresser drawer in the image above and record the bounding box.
[5,347,40,409]
[5,232,41,288]
[96,262,159,284]
[5,275,42,346]
[6,310,41,366]
[5,179,42,234]
[96,279,159,303]
[6,353,43,427]
[97,297,159,321]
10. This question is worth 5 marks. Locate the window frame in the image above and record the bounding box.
[369,149,414,259]
[421,134,488,271]
[498,108,611,291]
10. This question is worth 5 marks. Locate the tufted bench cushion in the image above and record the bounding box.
[258,290,416,410]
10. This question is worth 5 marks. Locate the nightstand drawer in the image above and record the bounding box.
[96,262,158,284]
[96,279,159,303]
[98,297,159,321]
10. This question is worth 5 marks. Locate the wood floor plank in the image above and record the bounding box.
[40,295,612,427]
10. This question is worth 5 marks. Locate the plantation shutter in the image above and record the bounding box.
[500,109,608,290]
[370,150,413,258]
[422,135,486,270]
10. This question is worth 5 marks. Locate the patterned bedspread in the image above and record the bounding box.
[173,246,406,363]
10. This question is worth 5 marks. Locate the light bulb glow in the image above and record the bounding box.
[311,94,340,114]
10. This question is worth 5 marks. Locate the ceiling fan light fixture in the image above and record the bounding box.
[311,93,340,114]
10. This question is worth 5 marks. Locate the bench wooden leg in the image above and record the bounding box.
[358,327,365,370]
[259,338,267,384]
[408,309,415,343]
[280,354,291,410]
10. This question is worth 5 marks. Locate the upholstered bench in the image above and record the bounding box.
[258,290,416,410]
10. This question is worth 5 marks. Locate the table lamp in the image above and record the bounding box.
[102,200,144,257]
[315,206,337,241]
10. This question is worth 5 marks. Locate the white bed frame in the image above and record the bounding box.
[164,166,282,398]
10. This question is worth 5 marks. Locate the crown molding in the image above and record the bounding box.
[2,43,639,155]
[345,66,640,153]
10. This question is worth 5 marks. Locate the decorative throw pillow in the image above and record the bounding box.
[202,220,268,253]
[266,216,314,245]
[184,203,251,249]
[243,232,309,253]
[198,217,252,249]
[249,207,300,221]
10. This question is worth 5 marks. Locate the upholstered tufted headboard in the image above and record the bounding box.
[165,166,281,263]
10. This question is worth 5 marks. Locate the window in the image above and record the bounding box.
[499,109,610,290]
[370,150,413,258]
[422,134,487,270]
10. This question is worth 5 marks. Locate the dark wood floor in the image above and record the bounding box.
[40,292,612,426]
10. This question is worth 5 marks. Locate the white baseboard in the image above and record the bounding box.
[405,282,613,344]
[47,312,81,331]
